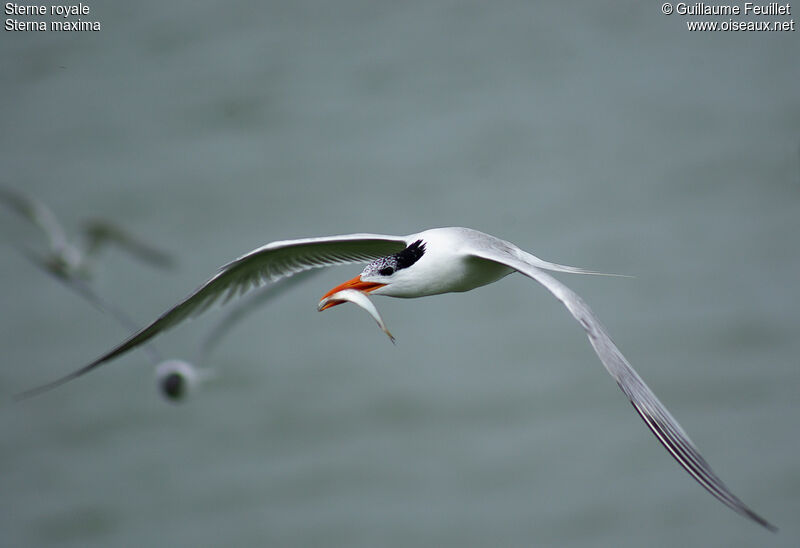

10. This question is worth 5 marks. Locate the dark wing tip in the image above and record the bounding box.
[627,399,778,533]
[13,361,99,401]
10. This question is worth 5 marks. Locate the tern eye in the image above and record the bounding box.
[378,266,395,276]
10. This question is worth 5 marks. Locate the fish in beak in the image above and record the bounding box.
[318,275,386,311]
[317,288,395,343]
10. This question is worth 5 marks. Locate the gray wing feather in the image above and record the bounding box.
[196,270,322,363]
[0,187,69,254]
[16,233,407,399]
[470,247,776,532]
[81,219,175,269]
[15,246,164,366]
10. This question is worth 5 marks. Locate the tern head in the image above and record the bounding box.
[155,359,202,402]
[319,239,426,309]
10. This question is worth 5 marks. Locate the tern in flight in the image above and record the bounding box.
[11,234,318,402]
[17,227,776,531]
[152,269,321,401]
[0,187,173,278]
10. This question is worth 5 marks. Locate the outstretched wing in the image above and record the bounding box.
[16,233,408,399]
[82,219,176,269]
[0,187,70,255]
[13,245,164,366]
[469,247,776,532]
[196,269,322,363]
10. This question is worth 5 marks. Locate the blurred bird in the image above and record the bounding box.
[14,243,317,402]
[0,187,173,279]
[153,270,320,402]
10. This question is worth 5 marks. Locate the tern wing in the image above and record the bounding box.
[81,219,176,269]
[14,246,164,366]
[470,246,776,532]
[197,269,322,363]
[16,233,407,399]
[0,187,70,254]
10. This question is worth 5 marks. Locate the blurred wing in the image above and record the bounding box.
[16,233,407,399]
[0,187,69,254]
[82,219,175,269]
[470,247,776,532]
[197,269,322,363]
[14,245,163,365]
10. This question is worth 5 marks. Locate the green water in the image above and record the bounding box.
[1,2,798,547]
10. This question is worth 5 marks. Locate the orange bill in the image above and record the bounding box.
[318,275,386,310]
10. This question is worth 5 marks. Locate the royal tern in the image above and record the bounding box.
[14,239,319,401]
[16,227,776,530]
[0,187,173,278]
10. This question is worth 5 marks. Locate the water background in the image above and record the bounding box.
[1,2,798,547]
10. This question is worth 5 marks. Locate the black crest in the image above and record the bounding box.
[394,239,426,271]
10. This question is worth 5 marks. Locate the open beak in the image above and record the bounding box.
[318,275,386,311]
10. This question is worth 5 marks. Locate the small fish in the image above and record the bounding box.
[318,289,395,343]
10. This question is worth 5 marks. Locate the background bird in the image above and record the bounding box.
[0,187,173,279]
